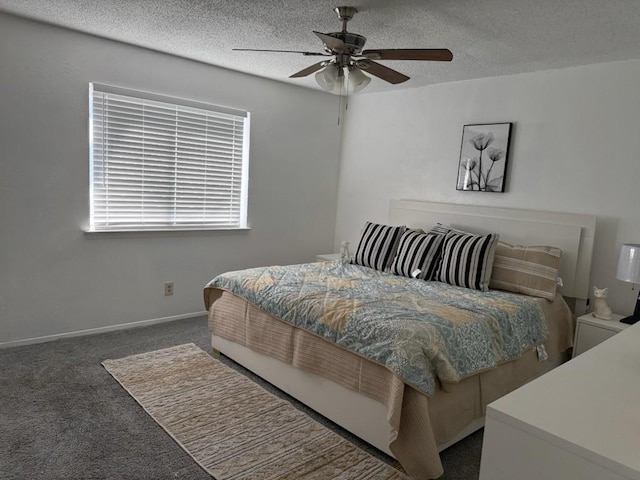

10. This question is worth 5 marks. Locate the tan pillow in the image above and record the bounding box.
[489,242,562,300]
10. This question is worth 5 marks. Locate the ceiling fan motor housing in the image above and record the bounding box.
[324,32,366,55]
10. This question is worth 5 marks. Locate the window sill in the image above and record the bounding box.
[84,227,251,239]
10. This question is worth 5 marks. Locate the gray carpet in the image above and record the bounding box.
[0,316,482,479]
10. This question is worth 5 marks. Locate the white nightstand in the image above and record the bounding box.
[316,253,341,262]
[572,313,629,357]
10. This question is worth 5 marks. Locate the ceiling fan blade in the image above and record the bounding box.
[289,61,327,78]
[313,31,347,53]
[356,59,409,84]
[233,48,329,57]
[362,49,453,61]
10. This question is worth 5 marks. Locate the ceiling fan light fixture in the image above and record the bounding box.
[348,66,371,93]
[315,64,339,91]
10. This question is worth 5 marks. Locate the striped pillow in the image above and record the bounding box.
[489,242,562,300]
[427,223,480,279]
[390,230,445,280]
[351,222,406,271]
[437,231,499,291]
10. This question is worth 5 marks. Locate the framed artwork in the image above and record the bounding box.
[456,122,512,192]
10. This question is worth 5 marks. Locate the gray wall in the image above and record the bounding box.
[0,13,342,345]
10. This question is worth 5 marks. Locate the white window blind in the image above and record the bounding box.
[89,83,249,231]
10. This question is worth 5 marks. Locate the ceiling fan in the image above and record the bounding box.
[234,6,453,93]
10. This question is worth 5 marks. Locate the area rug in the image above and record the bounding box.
[102,343,408,479]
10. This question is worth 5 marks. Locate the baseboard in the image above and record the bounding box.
[0,311,207,349]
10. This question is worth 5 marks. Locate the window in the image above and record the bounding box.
[89,84,249,231]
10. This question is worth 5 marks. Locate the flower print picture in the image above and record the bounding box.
[456,123,512,192]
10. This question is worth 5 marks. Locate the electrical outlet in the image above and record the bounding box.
[164,282,174,296]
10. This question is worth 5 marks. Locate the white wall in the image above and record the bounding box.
[0,13,342,345]
[336,60,640,316]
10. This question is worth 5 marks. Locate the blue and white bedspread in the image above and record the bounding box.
[207,261,548,396]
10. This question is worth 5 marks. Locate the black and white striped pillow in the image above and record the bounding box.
[437,230,499,291]
[427,223,475,278]
[351,222,406,271]
[390,230,445,280]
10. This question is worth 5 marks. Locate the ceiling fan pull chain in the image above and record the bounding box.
[345,71,350,111]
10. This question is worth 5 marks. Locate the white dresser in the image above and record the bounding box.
[479,321,640,480]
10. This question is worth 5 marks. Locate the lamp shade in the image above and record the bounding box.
[616,243,640,283]
[348,67,371,93]
[315,64,339,91]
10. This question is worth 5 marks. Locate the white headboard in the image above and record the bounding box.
[388,200,596,301]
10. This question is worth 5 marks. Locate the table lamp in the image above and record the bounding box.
[616,243,640,324]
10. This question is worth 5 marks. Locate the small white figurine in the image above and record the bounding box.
[340,241,351,265]
[592,286,613,320]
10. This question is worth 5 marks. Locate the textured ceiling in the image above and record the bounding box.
[1,0,639,93]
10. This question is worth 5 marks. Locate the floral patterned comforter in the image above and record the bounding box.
[206,261,548,396]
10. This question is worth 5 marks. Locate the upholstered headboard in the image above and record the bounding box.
[388,200,596,302]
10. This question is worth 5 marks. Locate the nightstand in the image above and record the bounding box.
[572,313,629,357]
[316,253,341,262]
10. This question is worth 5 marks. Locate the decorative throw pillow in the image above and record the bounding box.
[390,230,445,280]
[427,223,481,279]
[489,242,562,300]
[351,222,406,271]
[437,230,499,291]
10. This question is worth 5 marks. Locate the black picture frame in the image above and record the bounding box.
[456,122,512,192]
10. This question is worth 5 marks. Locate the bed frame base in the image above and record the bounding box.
[213,334,493,457]
[213,334,395,455]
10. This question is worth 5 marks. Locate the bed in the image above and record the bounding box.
[203,200,597,479]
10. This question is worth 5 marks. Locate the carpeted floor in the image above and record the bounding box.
[0,316,482,479]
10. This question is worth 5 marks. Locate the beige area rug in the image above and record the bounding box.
[102,343,408,480]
